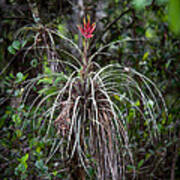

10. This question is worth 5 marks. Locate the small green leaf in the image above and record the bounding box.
[114,94,120,101]
[9,73,15,78]
[134,100,140,106]
[133,0,152,10]
[88,167,95,176]
[127,165,135,171]
[36,146,41,153]
[8,46,16,54]
[21,40,27,48]
[44,66,52,74]
[12,114,21,126]
[158,123,162,131]
[145,28,155,39]
[58,24,66,35]
[37,77,53,85]
[12,40,21,50]
[157,0,168,4]
[53,171,58,176]
[54,73,66,84]
[74,34,79,42]
[38,86,57,95]
[16,129,22,138]
[145,153,151,160]
[16,72,24,83]
[35,160,48,172]
[147,99,154,108]
[143,52,149,61]
[138,159,144,169]
[16,163,27,174]
[165,59,172,69]
[114,93,126,101]
[21,153,29,163]
[16,72,23,79]
[0,117,5,129]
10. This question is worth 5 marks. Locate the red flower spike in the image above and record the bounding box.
[78,16,96,39]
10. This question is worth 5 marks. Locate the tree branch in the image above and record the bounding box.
[103,8,133,34]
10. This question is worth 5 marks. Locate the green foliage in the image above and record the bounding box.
[169,0,180,34]
[133,0,152,10]
[58,24,66,35]
[35,160,48,175]
[15,154,29,179]
[8,40,27,54]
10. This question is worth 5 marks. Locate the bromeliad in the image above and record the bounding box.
[78,15,96,39]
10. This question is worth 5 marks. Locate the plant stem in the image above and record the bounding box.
[84,39,88,65]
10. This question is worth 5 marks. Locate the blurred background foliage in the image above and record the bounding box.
[0,0,179,179]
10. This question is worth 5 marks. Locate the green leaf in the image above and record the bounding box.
[114,94,120,101]
[12,114,21,126]
[44,66,52,74]
[145,153,151,160]
[21,40,27,48]
[37,77,53,85]
[16,72,24,83]
[12,40,21,50]
[36,146,41,153]
[145,28,156,39]
[16,129,22,138]
[9,73,15,78]
[74,34,79,42]
[0,117,5,129]
[16,72,23,79]
[138,159,144,169]
[88,167,95,176]
[127,165,135,171]
[38,86,57,95]
[143,52,149,61]
[53,171,58,176]
[58,24,66,35]
[165,59,172,69]
[54,73,66,84]
[157,0,168,4]
[134,100,140,107]
[133,0,152,10]
[16,163,27,174]
[21,153,29,163]
[169,0,180,34]
[158,123,163,131]
[8,46,16,54]
[35,160,48,172]
[114,93,126,101]
[147,99,154,108]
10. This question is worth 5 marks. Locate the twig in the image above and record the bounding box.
[97,8,133,44]
[103,8,132,34]
[91,8,133,51]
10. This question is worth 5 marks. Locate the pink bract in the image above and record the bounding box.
[78,16,96,39]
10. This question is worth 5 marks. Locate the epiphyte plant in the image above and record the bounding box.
[21,15,168,180]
